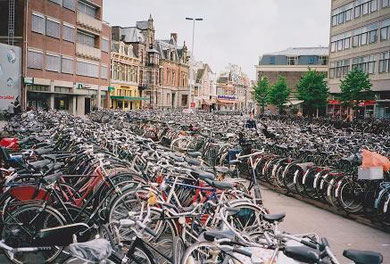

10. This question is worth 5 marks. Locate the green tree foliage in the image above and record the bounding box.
[296,69,329,116]
[339,67,374,112]
[268,76,291,114]
[253,76,270,114]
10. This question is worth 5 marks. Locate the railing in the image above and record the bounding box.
[76,43,101,60]
[77,11,102,32]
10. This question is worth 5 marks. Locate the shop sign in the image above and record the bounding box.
[0,43,21,110]
[108,86,115,93]
[24,77,34,85]
[217,95,236,100]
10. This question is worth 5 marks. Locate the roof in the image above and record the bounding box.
[136,21,149,30]
[266,47,328,57]
[118,27,145,43]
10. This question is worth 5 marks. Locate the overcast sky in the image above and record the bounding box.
[104,0,331,80]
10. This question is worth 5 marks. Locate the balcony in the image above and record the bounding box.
[76,43,101,60]
[77,11,102,33]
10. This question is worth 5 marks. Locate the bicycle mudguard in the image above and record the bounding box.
[35,223,90,247]
[9,185,51,202]
[374,189,388,209]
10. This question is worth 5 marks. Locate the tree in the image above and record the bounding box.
[338,67,374,116]
[253,76,270,114]
[296,69,329,117]
[268,76,291,114]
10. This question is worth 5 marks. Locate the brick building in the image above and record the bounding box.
[0,0,112,115]
[216,64,251,111]
[156,33,190,108]
[328,0,390,118]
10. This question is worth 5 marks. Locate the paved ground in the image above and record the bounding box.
[261,186,390,264]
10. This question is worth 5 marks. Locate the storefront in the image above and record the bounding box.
[216,95,236,110]
[327,100,377,118]
[376,99,390,119]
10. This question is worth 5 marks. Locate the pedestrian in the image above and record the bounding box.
[13,99,21,115]
[7,101,14,119]
[245,113,257,129]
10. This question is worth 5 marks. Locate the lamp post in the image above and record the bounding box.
[186,17,203,109]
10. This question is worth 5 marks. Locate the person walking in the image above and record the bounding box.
[245,113,257,129]
[13,99,21,115]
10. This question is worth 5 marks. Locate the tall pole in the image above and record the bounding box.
[186,17,203,109]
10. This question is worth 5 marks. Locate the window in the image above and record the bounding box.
[379,51,390,73]
[308,57,315,65]
[371,0,378,11]
[337,40,343,51]
[46,54,61,72]
[28,50,43,69]
[78,1,97,17]
[361,32,368,45]
[49,0,61,5]
[345,9,352,21]
[101,65,108,79]
[46,19,60,39]
[62,57,74,74]
[381,26,389,41]
[353,35,360,47]
[320,56,328,65]
[63,0,76,11]
[77,60,99,77]
[355,6,361,18]
[362,2,369,15]
[63,24,75,43]
[369,30,378,43]
[77,31,96,47]
[269,56,275,64]
[345,37,351,49]
[102,38,109,53]
[352,55,376,74]
[384,0,390,7]
[287,57,297,65]
[331,42,336,52]
[329,60,350,79]
[332,16,337,26]
[32,13,45,34]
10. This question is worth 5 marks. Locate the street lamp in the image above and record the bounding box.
[186,17,203,109]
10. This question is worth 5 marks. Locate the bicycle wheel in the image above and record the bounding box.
[2,204,66,264]
[337,179,364,213]
[173,236,186,264]
[181,241,231,264]
[227,201,268,235]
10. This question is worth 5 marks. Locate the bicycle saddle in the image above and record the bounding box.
[28,159,52,170]
[263,212,286,223]
[187,151,202,158]
[190,170,215,180]
[69,238,112,262]
[185,157,201,166]
[343,249,383,264]
[284,246,319,263]
[214,166,230,174]
[34,147,54,155]
[43,172,63,184]
[203,230,235,242]
[203,178,234,190]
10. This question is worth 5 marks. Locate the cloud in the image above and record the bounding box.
[104,0,330,79]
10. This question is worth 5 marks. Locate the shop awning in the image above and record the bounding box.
[358,100,376,107]
[110,96,150,101]
[328,100,340,105]
[284,100,303,106]
[217,99,236,104]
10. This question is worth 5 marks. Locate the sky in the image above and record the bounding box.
[104,0,331,80]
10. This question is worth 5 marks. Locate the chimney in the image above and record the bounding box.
[171,33,178,43]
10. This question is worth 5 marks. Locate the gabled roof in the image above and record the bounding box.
[118,27,145,43]
[136,21,149,30]
[266,47,328,56]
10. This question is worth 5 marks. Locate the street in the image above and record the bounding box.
[262,186,390,264]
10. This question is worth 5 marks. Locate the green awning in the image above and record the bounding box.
[110,96,150,101]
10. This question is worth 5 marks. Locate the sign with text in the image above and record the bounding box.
[217,95,236,100]
[0,43,21,110]
[190,102,195,108]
